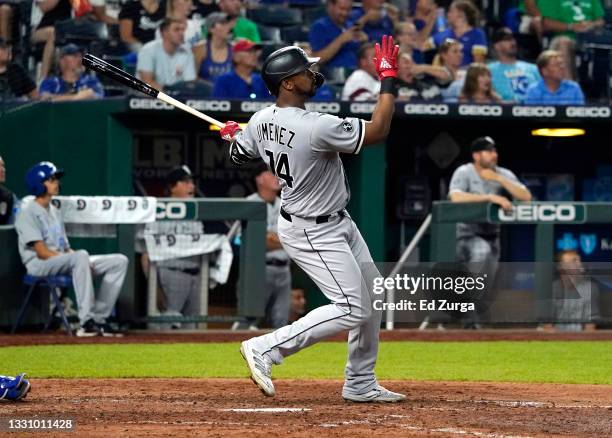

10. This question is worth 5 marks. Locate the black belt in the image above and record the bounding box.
[280,207,345,224]
[165,267,200,276]
[266,259,289,267]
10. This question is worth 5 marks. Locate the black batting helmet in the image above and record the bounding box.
[261,46,324,96]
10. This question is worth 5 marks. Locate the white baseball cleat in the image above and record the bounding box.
[240,340,275,397]
[342,385,406,403]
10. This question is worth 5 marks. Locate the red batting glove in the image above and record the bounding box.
[373,35,399,80]
[220,121,242,142]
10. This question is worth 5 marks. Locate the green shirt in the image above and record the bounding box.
[232,17,261,43]
[538,0,604,37]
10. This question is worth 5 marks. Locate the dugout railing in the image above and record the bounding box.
[429,201,612,324]
[0,198,266,329]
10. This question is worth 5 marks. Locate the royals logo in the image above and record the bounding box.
[579,234,597,255]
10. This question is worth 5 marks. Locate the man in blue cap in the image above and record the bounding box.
[39,44,104,101]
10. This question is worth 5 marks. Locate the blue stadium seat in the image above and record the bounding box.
[257,24,282,43]
[11,275,74,336]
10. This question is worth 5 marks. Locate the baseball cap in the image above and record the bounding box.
[470,136,497,153]
[59,43,82,58]
[205,12,229,30]
[233,39,262,53]
[165,165,193,186]
[492,27,515,44]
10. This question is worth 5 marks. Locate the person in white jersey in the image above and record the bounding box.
[219,35,404,403]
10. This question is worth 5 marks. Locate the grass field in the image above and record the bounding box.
[2,341,610,384]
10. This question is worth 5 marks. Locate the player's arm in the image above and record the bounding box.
[496,176,532,201]
[32,241,61,260]
[221,122,259,165]
[266,232,283,251]
[362,35,399,146]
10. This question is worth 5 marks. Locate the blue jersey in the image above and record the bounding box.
[39,73,104,97]
[524,80,585,105]
[349,8,394,43]
[309,16,360,69]
[213,71,270,100]
[488,60,541,102]
[199,41,233,82]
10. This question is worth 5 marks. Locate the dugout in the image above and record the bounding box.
[1,99,611,327]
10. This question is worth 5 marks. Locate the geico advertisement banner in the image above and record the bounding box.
[22,196,157,224]
[156,200,200,220]
[488,203,587,224]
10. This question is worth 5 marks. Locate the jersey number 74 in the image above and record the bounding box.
[264,149,294,188]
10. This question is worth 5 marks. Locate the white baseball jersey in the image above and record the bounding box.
[230,105,366,218]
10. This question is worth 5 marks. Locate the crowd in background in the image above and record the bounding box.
[0,0,610,103]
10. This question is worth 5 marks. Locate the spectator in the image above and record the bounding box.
[552,250,600,332]
[433,0,487,66]
[449,136,532,326]
[288,288,306,323]
[524,50,585,105]
[488,27,540,103]
[0,39,38,100]
[248,161,292,329]
[30,0,73,80]
[350,0,395,43]
[309,0,367,72]
[150,165,203,329]
[0,155,19,225]
[137,18,197,92]
[413,0,447,50]
[396,51,443,101]
[15,161,128,337]
[155,0,203,48]
[212,39,268,99]
[396,21,425,64]
[459,63,501,103]
[89,0,120,25]
[538,0,605,80]
[39,44,104,101]
[518,0,543,40]
[119,0,165,52]
[341,43,379,101]
[218,0,261,43]
[434,38,465,102]
[194,12,233,83]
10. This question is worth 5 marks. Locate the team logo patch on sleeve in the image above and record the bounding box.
[341,121,354,132]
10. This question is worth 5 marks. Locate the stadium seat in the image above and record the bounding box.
[301,5,326,25]
[281,25,310,45]
[257,24,282,43]
[55,18,108,46]
[11,275,74,336]
[247,7,302,27]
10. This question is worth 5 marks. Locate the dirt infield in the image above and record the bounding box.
[3,379,611,437]
[2,328,612,346]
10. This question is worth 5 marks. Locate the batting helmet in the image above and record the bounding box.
[261,46,324,96]
[25,161,64,196]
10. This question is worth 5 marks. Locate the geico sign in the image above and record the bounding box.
[498,204,576,222]
[350,102,376,114]
[156,201,187,220]
[186,100,231,111]
[458,105,503,116]
[129,99,174,110]
[404,104,449,115]
[241,101,274,112]
[512,106,556,117]
[305,102,341,113]
[566,106,611,118]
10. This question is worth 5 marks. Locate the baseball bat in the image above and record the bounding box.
[82,53,225,128]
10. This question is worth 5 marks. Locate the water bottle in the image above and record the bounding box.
[436,8,446,34]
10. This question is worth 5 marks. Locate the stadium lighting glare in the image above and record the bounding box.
[531,128,585,137]
[209,123,247,131]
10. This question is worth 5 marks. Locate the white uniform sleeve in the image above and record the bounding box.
[499,168,527,189]
[229,123,259,165]
[310,114,366,155]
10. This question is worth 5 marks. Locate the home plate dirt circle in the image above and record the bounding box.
[3,378,610,437]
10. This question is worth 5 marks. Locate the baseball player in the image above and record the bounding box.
[0,373,30,401]
[14,162,128,337]
[220,35,405,402]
